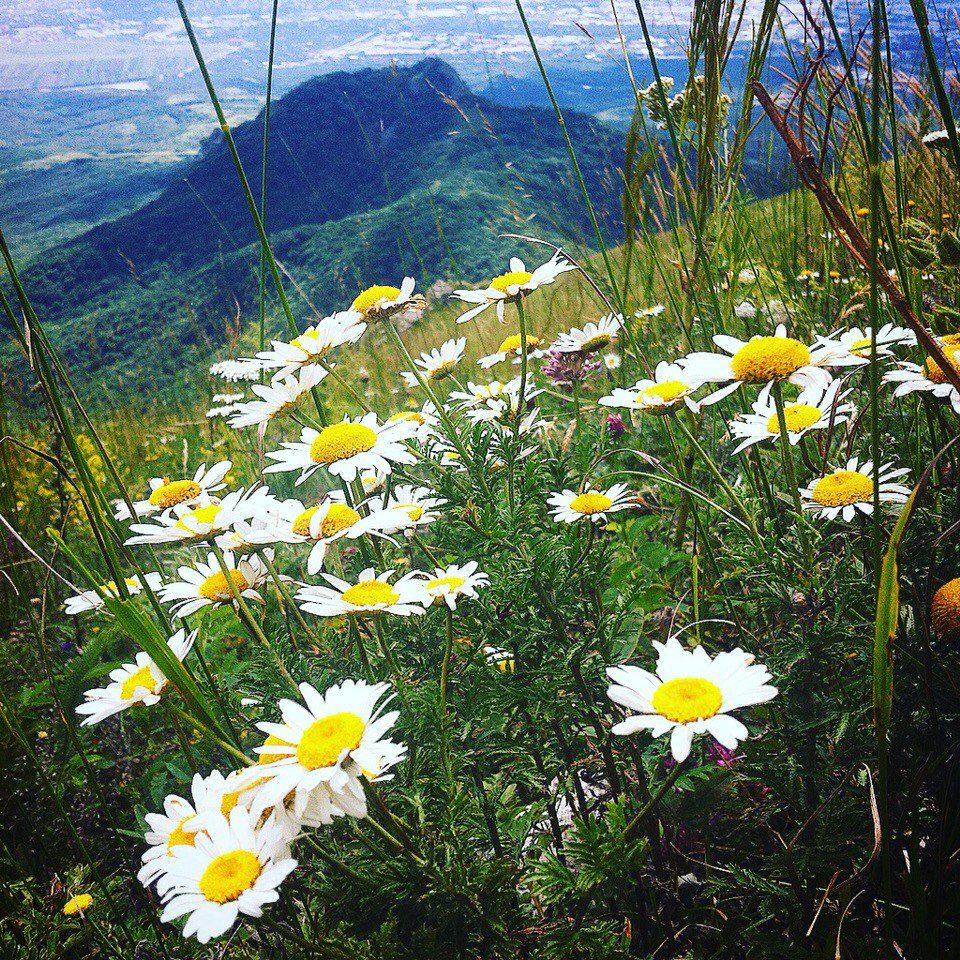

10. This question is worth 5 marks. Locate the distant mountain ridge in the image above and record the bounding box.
[12,58,624,394]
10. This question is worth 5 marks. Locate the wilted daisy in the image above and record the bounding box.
[152,806,296,944]
[548,483,636,524]
[297,568,428,618]
[64,572,163,615]
[75,628,196,725]
[381,484,446,530]
[255,310,366,378]
[209,358,265,382]
[478,333,546,369]
[114,461,232,521]
[265,413,417,484]
[227,366,327,437]
[884,339,960,413]
[247,680,405,822]
[599,362,702,414]
[421,561,489,609]
[800,456,911,522]
[400,337,466,387]
[160,551,269,619]
[350,278,421,319]
[729,379,854,454]
[454,254,575,324]
[607,635,778,762]
[814,324,916,365]
[552,314,622,354]
[679,324,836,405]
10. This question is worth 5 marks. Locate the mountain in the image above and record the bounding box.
[9,59,625,395]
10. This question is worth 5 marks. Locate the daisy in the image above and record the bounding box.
[64,572,163,615]
[728,379,854,454]
[381,484,446,530]
[350,278,421,319]
[450,377,540,425]
[297,568,428,618]
[800,456,911,522]
[264,414,417,484]
[420,561,489,610]
[552,314,622,354]
[75,628,196,725]
[386,402,439,443]
[209,358,265,382]
[114,461,232,521]
[884,338,960,413]
[604,353,621,371]
[814,324,916,365]
[245,680,406,822]
[484,645,515,673]
[607,635,778,762]
[152,806,296,944]
[679,324,837,405]
[477,333,546,369]
[255,310,366,378]
[227,366,327,437]
[636,304,665,319]
[454,255,575,324]
[400,337,466,387]
[599,362,702,414]
[160,551,269,619]
[548,483,636,524]
[216,493,299,552]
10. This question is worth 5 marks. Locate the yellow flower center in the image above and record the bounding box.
[397,503,424,522]
[426,574,466,594]
[765,403,822,435]
[198,850,262,904]
[641,380,687,404]
[579,333,613,352]
[730,336,812,383]
[341,579,400,608]
[651,676,723,723]
[352,285,401,314]
[925,347,960,385]
[149,479,202,509]
[292,506,319,538]
[310,422,378,464]
[120,665,159,701]
[497,333,543,354]
[389,411,425,425]
[811,470,874,507]
[569,492,614,515]
[428,360,458,381]
[849,336,872,356]
[320,503,361,537]
[167,815,197,850]
[63,894,93,916]
[490,270,532,293]
[932,577,960,638]
[296,711,365,770]
[257,733,293,765]
[198,569,250,602]
[175,503,221,533]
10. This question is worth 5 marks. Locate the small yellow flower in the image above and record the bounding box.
[63,893,93,916]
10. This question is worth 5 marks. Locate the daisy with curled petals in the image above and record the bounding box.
[599,362,703,415]
[209,358,265,382]
[114,461,231,521]
[264,413,417,485]
[64,572,163,616]
[679,324,837,406]
[75,628,196,726]
[800,456,911,522]
[151,806,296,944]
[245,680,406,822]
[421,561,489,610]
[552,314,622,354]
[606,635,778,762]
[454,254,575,324]
[227,365,327,438]
[297,568,428,618]
[883,337,960,414]
[548,483,636,524]
[814,323,916,366]
[400,337,466,387]
[728,379,854,454]
[477,333,546,369]
[382,484,447,530]
[160,551,269,619]
[255,310,366,378]
[350,278,421,320]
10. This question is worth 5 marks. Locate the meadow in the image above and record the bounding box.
[1,0,959,958]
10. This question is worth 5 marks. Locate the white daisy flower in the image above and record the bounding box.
[264,414,417,485]
[728,379,854,454]
[151,806,296,944]
[552,314,622,354]
[800,456,911,522]
[209,359,265,382]
[386,403,439,443]
[420,561,489,610]
[454,255,575,324]
[883,338,960,413]
[64,573,163,616]
[548,483,636,524]
[75,628,196,726]
[381,484,447,530]
[160,551,269,619]
[215,493,299,553]
[604,353,621,371]
[477,333,546,369]
[255,311,366,378]
[484,645,515,673]
[114,461,232,521]
[359,468,388,495]
[607,635,778,762]
[297,568,428,618]
[350,278,421,319]
[679,324,837,406]
[635,304,665,318]
[599,361,702,414]
[449,377,540,425]
[227,366,327,438]
[400,337,466,387]
[814,324,916,366]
